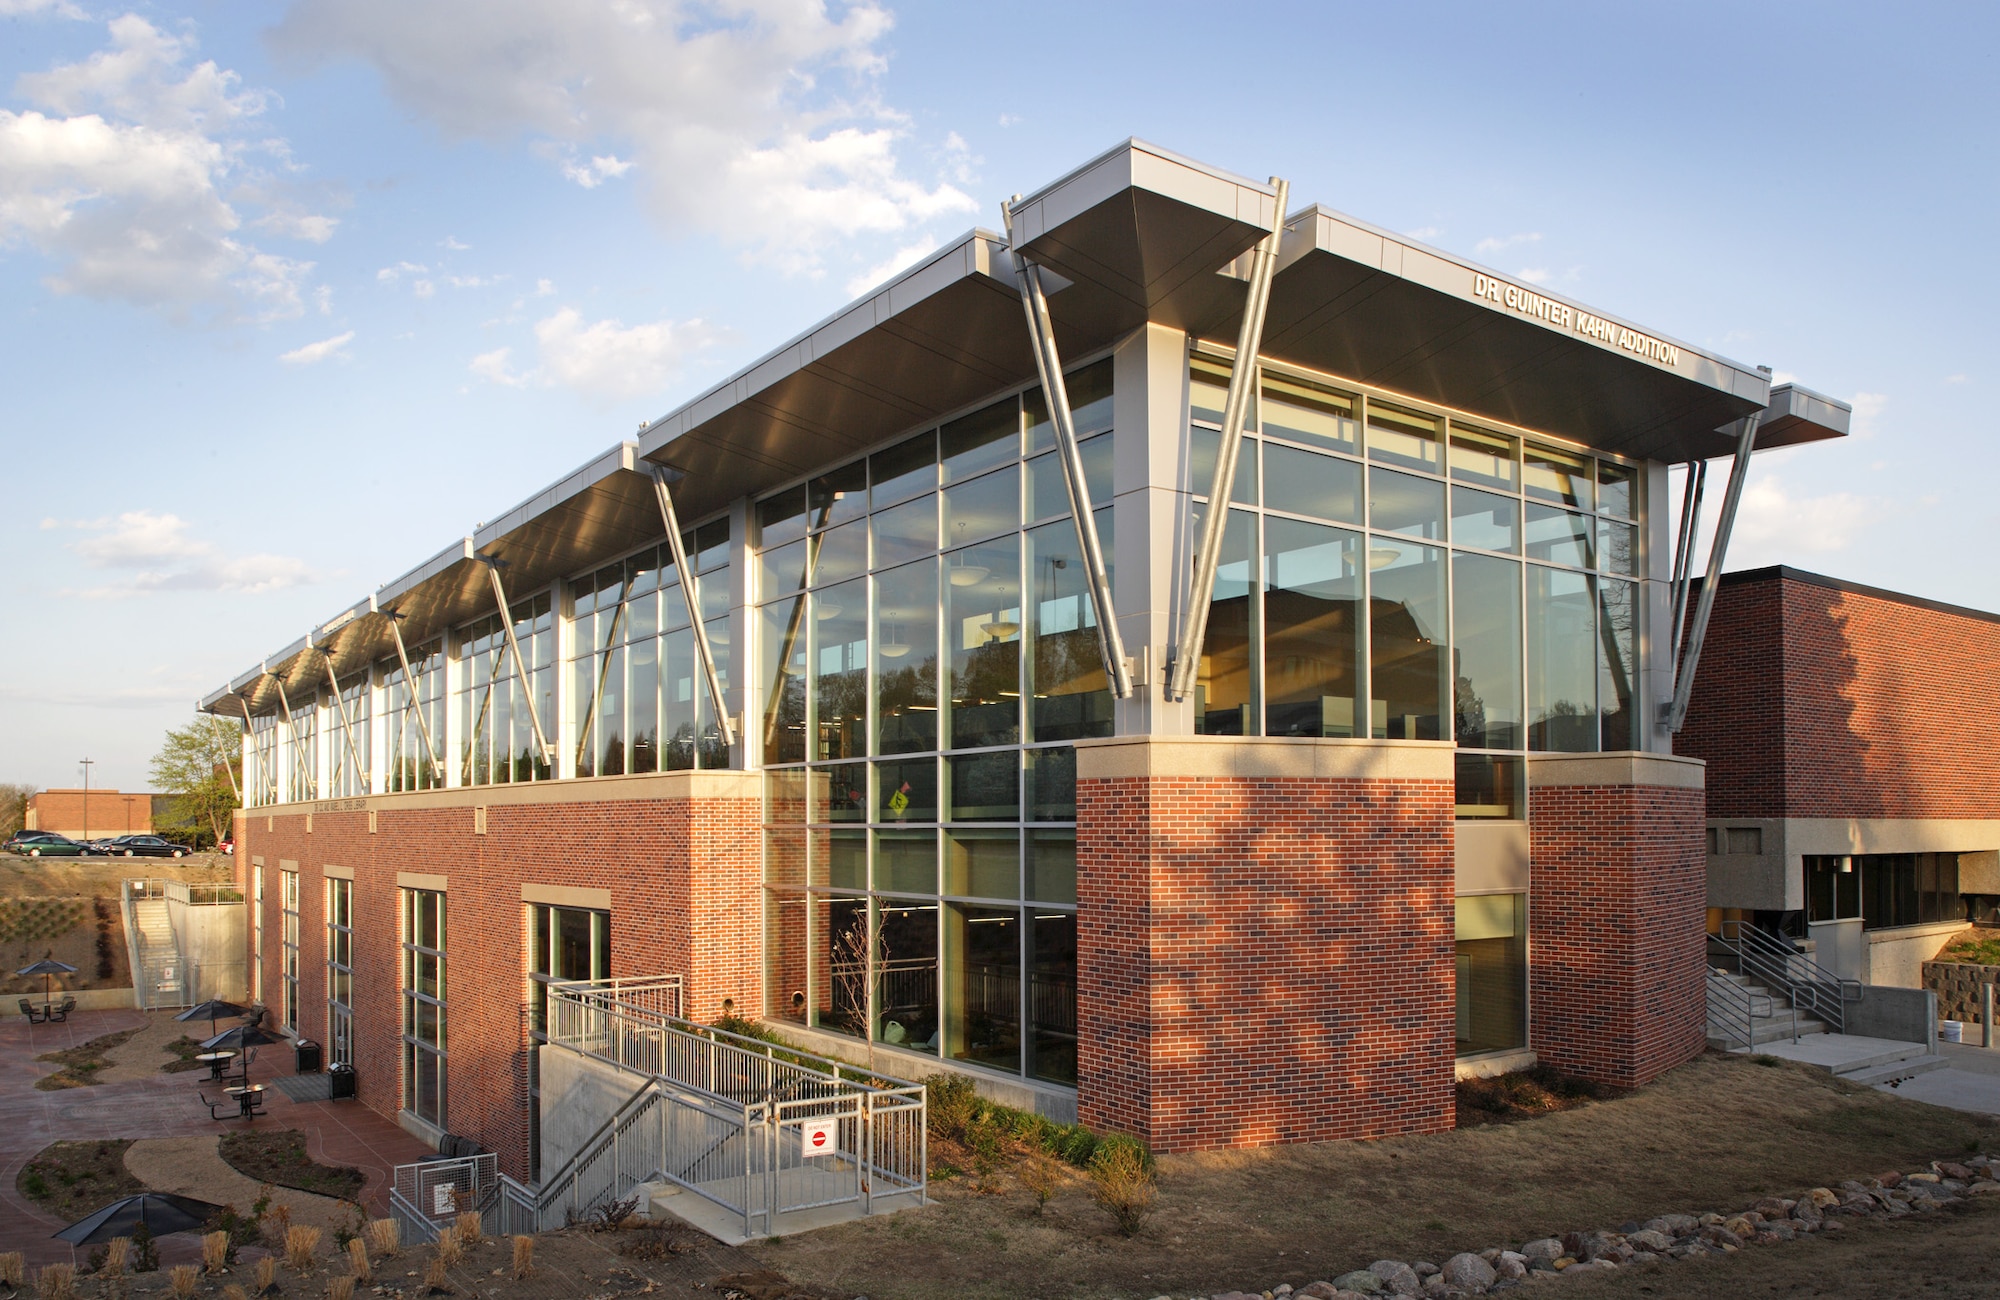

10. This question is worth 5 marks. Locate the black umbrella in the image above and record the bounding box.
[176,998,249,1039]
[17,958,78,1007]
[200,1024,281,1084]
[53,1193,222,1245]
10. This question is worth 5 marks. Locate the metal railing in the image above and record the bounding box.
[120,878,247,1010]
[1706,969,1792,1050]
[485,974,926,1239]
[390,1152,499,1243]
[1717,919,1862,1034]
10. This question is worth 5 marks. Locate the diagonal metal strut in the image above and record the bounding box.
[649,465,736,749]
[480,556,556,767]
[1002,202,1132,700]
[314,642,367,793]
[1663,412,1763,732]
[1167,177,1289,703]
[386,613,446,783]
[271,674,312,801]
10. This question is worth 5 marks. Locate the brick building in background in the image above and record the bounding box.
[201,141,1852,1176]
[25,788,159,839]
[1679,566,2000,987]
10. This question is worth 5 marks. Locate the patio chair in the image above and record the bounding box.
[198,1090,234,1121]
[50,995,75,1022]
[18,999,47,1024]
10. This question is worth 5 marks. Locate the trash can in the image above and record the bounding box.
[328,1062,356,1100]
[295,1039,323,1073]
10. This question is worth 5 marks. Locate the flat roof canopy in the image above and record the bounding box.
[204,139,1850,717]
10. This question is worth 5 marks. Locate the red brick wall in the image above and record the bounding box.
[1528,782,1707,1088]
[240,784,759,1179]
[1076,773,1456,1153]
[26,789,156,838]
[1681,571,2000,821]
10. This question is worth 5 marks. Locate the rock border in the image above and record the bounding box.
[1180,1154,1999,1300]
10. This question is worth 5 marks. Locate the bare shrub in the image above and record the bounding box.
[326,1278,354,1300]
[35,1264,75,1300]
[284,1227,322,1274]
[168,1265,199,1300]
[452,1213,482,1248]
[509,1237,533,1281]
[435,1234,462,1270]
[1020,1149,1062,1214]
[421,1256,449,1294]
[202,1232,230,1275]
[103,1241,132,1277]
[223,1286,248,1300]
[366,1219,399,1259]
[345,1240,369,1283]
[0,1254,26,1288]
[1088,1138,1157,1237]
[264,1204,292,1249]
[253,1258,276,1294]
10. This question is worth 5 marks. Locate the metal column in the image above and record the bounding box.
[1667,458,1708,674]
[479,557,556,767]
[316,644,366,794]
[1167,177,1290,703]
[1001,202,1132,699]
[1663,413,1764,732]
[386,614,446,784]
[648,465,736,748]
[272,675,311,802]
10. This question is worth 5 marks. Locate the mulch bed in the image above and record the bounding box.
[218,1128,368,1201]
[35,1028,141,1090]
[17,1139,146,1219]
[161,1035,206,1073]
[1456,1062,1623,1127]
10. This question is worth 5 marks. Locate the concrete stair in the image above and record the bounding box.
[1830,1041,1948,1088]
[1707,970,1830,1048]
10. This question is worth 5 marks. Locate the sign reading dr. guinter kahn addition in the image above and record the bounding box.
[1471,273,1682,370]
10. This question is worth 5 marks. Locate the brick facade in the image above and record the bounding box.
[26,788,160,839]
[238,773,759,1180]
[1075,738,1457,1153]
[1681,568,2000,821]
[1527,760,1708,1089]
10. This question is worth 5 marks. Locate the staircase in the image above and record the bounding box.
[1707,968,1827,1048]
[1829,1040,1948,1088]
[122,887,185,1009]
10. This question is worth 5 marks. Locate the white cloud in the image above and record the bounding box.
[1516,267,1551,285]
[1850,391,1888,438]
[1728,475,1877,563]
[1403,225,1442,241]
[845,234,939,296]
[441,235,469,251]
[412,279,435,298]
[278,329,354,365]
[0,16,327,318]
[996,113,1021,127]
[270,0,975,272]
[534,278,554,296]
[1945,372,1968,385]
[54,509,319,597]
[255,210,340,243]
[0,0,87,19]
[377,261,427,283]
[1475,232,1541,255]
[470,307,722,400]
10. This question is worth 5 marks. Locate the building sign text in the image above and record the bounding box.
[1471,273,1681,370]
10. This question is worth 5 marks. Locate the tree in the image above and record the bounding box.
[0,784,35,840]
[150,717,243,846]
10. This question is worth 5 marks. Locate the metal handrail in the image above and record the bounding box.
[1718,920,1862,1034]
[1706,968,1792,1050]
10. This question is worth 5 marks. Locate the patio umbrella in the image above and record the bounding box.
[17,958,78,1006]
[175,998,250,1039]
[53,1192,222,1245]
[200,1024,282,1084]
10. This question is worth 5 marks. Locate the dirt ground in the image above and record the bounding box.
[748,1052,2000,1300]
[0,855,236,995]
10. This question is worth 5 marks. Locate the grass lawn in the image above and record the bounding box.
[1939,931,2000,966]
[218,1128,368,1201]
[16,1139,146,1220]
[748,1052,2000,1300]
[35,1028,140,1090]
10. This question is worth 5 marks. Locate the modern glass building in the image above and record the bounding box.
[204,141,1849,1166]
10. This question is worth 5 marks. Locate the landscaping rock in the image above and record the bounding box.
[1627,1230,1671,1253]
[1804,1188,1839,1209]
[1368,1262,1420,1296]
[1297,1286,1339,1300]
[1441,1253,1496,1292]
[1519,1239,1563,1266]
[1331,1272,1382,1295]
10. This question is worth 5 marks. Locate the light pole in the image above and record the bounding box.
[78,758,94,842]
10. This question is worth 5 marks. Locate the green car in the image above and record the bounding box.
[3,831,87,857]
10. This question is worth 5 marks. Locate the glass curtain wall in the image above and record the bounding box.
[569,519,733,776]
[327,677,371,797]
[761,361,1110,1087]
[458,594,554,786]
[247,713,280,808]
[401,888,446,1128]
[1189,356,1640,818]
[282,702,317,804]
[327,877,353,1066]
[381,636,447,792]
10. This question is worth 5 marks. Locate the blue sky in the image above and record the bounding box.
[2,0,1993,791]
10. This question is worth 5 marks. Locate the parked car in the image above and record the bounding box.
[100,835,190,859]
[4,831,87,857]
[217,838,235,856]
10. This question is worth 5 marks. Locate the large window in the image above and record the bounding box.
[1808,854,1962,930]
[459,594,555,787]
[327,878,353,1067]
[760,363,1107,1087]
[381,635,446,792]
[1191,360,1641,821]
[569,519,733,777]
[327,679,371,798]
[527,904,609,1178]
[280,868,299,1032]
[283,706,317,804]
[251,864,264,1002]
[401,888,446,1128]
[1456,893,1526,1057]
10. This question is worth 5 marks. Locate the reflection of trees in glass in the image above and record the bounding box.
[822,899,869,1036]
[1455,671,1487,745]
[761,596,807,763]
[1598,578,1636,750]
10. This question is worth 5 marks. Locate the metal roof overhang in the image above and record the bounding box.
[203,140,1847,717]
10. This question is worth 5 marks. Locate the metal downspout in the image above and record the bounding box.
[1664,413,1764,732]
[1001,202,1132,700]
[1167,177,1290,704]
